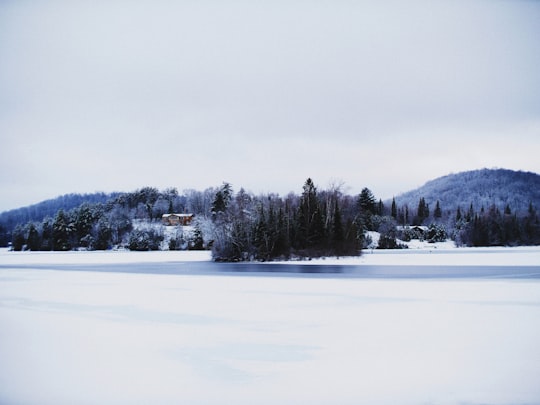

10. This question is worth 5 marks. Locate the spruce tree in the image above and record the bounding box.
[26,223,40,251]
[211,182,233,217]
[358,188,376,215]
[297,178,319,250]
[52,209,72,251]
[358,188,377,230]
[434,200,442,219]
[12,225,26,251]
[41,217,53,250]
[416,197,429,224]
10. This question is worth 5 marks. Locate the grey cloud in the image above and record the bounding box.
[0,0,539,210]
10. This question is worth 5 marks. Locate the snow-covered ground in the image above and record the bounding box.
[281,245,540,267]
[0,247,211,265]
[1,244,539,267]
[1,248,540,404]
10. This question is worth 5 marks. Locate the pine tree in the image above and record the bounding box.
[404,205,409,225]
[358,188,376,215]
[190,226,204,250]
[94,218,112,250]
[391,197,397,219]
[297,178,318,249]
[11,225,26,251]
[434,200,442,219]
[416,197,429,224]
[52,209,72,251]
[358,188,377,231]
[74,203,95,243]
[26,223,40,251]
[41,217,53,250]
[211,182,233,218]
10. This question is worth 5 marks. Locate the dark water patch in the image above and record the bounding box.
[1,262,540,279]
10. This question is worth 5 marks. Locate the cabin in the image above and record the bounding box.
[162,213,194,226]
[396,225,429,234]
[396,225,429,239]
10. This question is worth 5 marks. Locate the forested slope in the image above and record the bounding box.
[392,169,540,217]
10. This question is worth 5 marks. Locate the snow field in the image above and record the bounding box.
[1,266,540,404]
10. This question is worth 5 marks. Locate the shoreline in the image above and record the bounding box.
[1,245,539,270]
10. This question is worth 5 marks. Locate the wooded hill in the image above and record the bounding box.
[392,168,540,218]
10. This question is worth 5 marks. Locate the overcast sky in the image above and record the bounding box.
[1,0,539,212]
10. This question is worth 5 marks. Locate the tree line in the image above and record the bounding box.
[5,179,540,258]
[9,187,208,252]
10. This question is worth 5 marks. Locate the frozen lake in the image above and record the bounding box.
[1,248,540,404]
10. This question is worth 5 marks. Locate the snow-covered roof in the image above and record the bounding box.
[396,225,429,231]
[162,213,193,218]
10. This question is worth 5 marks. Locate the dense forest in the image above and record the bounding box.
[1,169,540,260]
[393,168,540,216]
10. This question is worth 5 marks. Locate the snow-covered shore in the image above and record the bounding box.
[277,245,540,267]
[1,244,539,267]
[0,248,212,266]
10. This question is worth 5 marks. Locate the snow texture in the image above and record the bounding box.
[1,245,539,267]
[1,248,540,404]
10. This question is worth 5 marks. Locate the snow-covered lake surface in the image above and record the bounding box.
[1,247,540,404]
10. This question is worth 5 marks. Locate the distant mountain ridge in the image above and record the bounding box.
[0,192,118,227]
[391,168,540,216]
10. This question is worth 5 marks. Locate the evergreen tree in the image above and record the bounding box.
[253,204,269,259]
[415,197,429,224]
[73,203,96,244]
[211,182,233,217]
[358,188,376,215]
[26,223,41,251]
[11,225,26,251]
[391,197,397,219]
[274,207,290,258]
[404,205,409,225]
[190,226,204,250]
[332,199,345,254]
[94,218,112,250]
[358,188,377,231]
[434,200,442,219]
[52,209,72,251]
[41,217,53,250]
[297,178,319,250]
